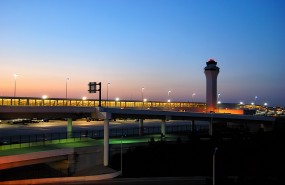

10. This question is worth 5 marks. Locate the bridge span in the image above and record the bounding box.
[0,103,277,167]
[0,106,277,177]
[94,107,276,166]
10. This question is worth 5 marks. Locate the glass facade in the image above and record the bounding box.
[0,96,207,110]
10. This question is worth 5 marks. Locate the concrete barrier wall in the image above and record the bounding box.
[0,148,74,170]
[73,146,103,172]
[0,148,74,164]
[0,171,121,185]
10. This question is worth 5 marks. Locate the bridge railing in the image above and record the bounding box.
[0,125,208,150]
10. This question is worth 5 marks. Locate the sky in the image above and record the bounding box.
[1,0,285,106]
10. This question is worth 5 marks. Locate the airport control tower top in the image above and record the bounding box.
[204,59,220,71]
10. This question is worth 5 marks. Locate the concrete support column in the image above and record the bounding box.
[67,118,73,138]
[104,118,110,166]
[67,154,76,176]
[161,119,166,136]
[139,119,144,136]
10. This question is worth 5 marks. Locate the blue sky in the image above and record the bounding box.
[1,0,285,106]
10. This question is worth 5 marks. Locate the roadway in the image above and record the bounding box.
[0,119,205,137]
[44,177,208,185]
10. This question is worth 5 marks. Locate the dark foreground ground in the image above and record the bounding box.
[109,126,285,185]
[1,121,285,185]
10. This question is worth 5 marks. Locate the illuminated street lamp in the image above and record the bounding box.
[141,87,144,102]
[13,74,19,97]
[42,95,48,106]
[192,93,196,102]
[264,102,268,107]
[254,95,258,104]
[239,102,244,108]
[168,90,171,101]
[217,101,221,113]
[213,147,218,185]
[115,97,120,107]
[82,96,87,100]
[218,93,221,100]
[107,83,110,107]
[66,77,69,105]
[251,102,255,109]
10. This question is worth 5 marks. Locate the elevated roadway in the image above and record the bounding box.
[0,105,275,124]
[0,104,278,167]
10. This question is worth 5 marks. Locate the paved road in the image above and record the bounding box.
[45,177,208,185]
[0,119,208,137]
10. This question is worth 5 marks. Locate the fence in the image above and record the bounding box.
[0,125,208,150]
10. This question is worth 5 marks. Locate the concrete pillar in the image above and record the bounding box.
[67,154,76,176]
[139,119,144,136]
[104,118,109,166]
[67,118,73,138]
[161,119,166,136]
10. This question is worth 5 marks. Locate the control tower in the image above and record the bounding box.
[204,59,220,112]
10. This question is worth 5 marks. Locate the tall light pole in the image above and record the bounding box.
[107,83,110,107]
[218,93,221,101]
[66,77,69,105]
[167,90,171,110]
[192,93,196,102]
[13,74,19,97]
[141,87,144,102]
[121,135,123,176]
[213,147,218,185]
[254,95,258,104]
[217,101,221,113]
[168,90,171,102]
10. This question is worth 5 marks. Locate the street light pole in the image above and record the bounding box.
[168,90,171,101]
[66,77,69,105]
[167,90,171,110]
[192,93,196,102]
[217,101,221,113]
[141,87,144,102]
[213,147,218,185]
[13,74,19,97]
[107,83,110,107]
[255,95,258,105]
[121,135,123,176]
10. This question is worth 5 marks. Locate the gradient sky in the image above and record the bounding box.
[1,0,285,106]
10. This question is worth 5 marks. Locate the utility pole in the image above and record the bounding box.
[213,147,218,185]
